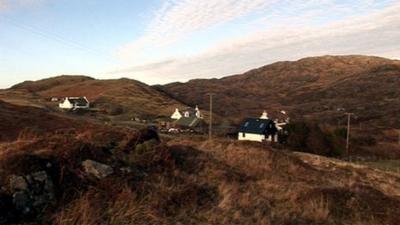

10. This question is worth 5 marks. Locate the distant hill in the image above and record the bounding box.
[157,55,400,127]
[7,75,188,119]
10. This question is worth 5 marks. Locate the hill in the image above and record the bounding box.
[6,75,188,120]
[158,55,400,127]
[0,103,399,225]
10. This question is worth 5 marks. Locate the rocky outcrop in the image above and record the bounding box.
[8,171,55,217]
[82,160,113,179]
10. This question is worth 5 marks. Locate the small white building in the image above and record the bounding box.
[59,97,90,110]
[171,108,183,120]
[171,106,202,120]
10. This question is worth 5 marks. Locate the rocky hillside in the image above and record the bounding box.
[158,55,400,127]
[6,75,187,119]
[0,101,399,225]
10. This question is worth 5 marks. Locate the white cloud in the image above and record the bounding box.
[112,1,400,84]
[117,0,277,60]
[0,0,45,11]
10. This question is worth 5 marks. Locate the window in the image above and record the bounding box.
[244,122,249,127]
[259,123,265,128]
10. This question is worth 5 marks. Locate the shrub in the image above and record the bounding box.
[285,122,346,157]
[352,135,377,146]
[126,139,172,169]
[334,128,347,139]
[107,105,124,116]
[285,122,310,149]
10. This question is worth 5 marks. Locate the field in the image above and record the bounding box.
[357,160,400,173]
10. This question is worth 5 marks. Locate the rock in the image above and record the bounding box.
[31,171,48,182]
[9,171,55,217]
[82,160,113,179]
[12,191,30,214]
[9,175,28,191]
[120,167,132,173]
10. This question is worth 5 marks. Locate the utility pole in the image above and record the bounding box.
[345,113,354,156]
[398,129,400,145]
[207,93,215,141]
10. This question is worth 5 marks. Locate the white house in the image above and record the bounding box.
[171,108,182,120]
[171,106,202,120]
[238,118,278,142]
[59,97,90,110]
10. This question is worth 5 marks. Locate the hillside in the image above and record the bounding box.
[158,55,400,127]
[0,100,399,225]
[0,100,85,142]
[6,75,188,119]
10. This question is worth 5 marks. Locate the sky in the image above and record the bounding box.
[0,0,399,88]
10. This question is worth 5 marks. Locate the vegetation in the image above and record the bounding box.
[0,100,399,225]
[282,122,345,157]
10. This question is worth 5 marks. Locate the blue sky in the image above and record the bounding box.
[0,0,399,88]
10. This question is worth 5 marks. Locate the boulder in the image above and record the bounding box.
[12,191,30,214]
[8,171,55,217]
[82,160,113,179]
[31,171,48,182]
[9,175,28,191]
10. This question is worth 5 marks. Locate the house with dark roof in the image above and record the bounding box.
[238,118,278,142]
[59,97,90,110]
[175,115,205,133]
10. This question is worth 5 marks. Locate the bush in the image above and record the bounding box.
[285,122,345,157]
[107,105,124,116]
[125,139,171,169]
[285,122,310,149]
[353,135,377,146]
[334,128,347,139]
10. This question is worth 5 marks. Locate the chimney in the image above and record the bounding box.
[260,110,269,119]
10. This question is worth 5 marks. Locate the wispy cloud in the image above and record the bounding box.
[0,0,45,11]
[117,0,277,60]
[113,0,400,84]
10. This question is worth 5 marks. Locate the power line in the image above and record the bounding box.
[0,15,114,60]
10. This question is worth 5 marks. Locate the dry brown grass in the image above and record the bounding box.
[302,195,330,222]
[1,121,400,225]
[167,138,400,225]
[54,186,163,225]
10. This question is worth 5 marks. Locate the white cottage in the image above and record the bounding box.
[171,106,202,120]
[59,97,90,110]
[171,108,183,120]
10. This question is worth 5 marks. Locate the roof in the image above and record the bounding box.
[68,97,89,106]
[239,118,277,135]
[184,107,196,113]
[175,116,202,128]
